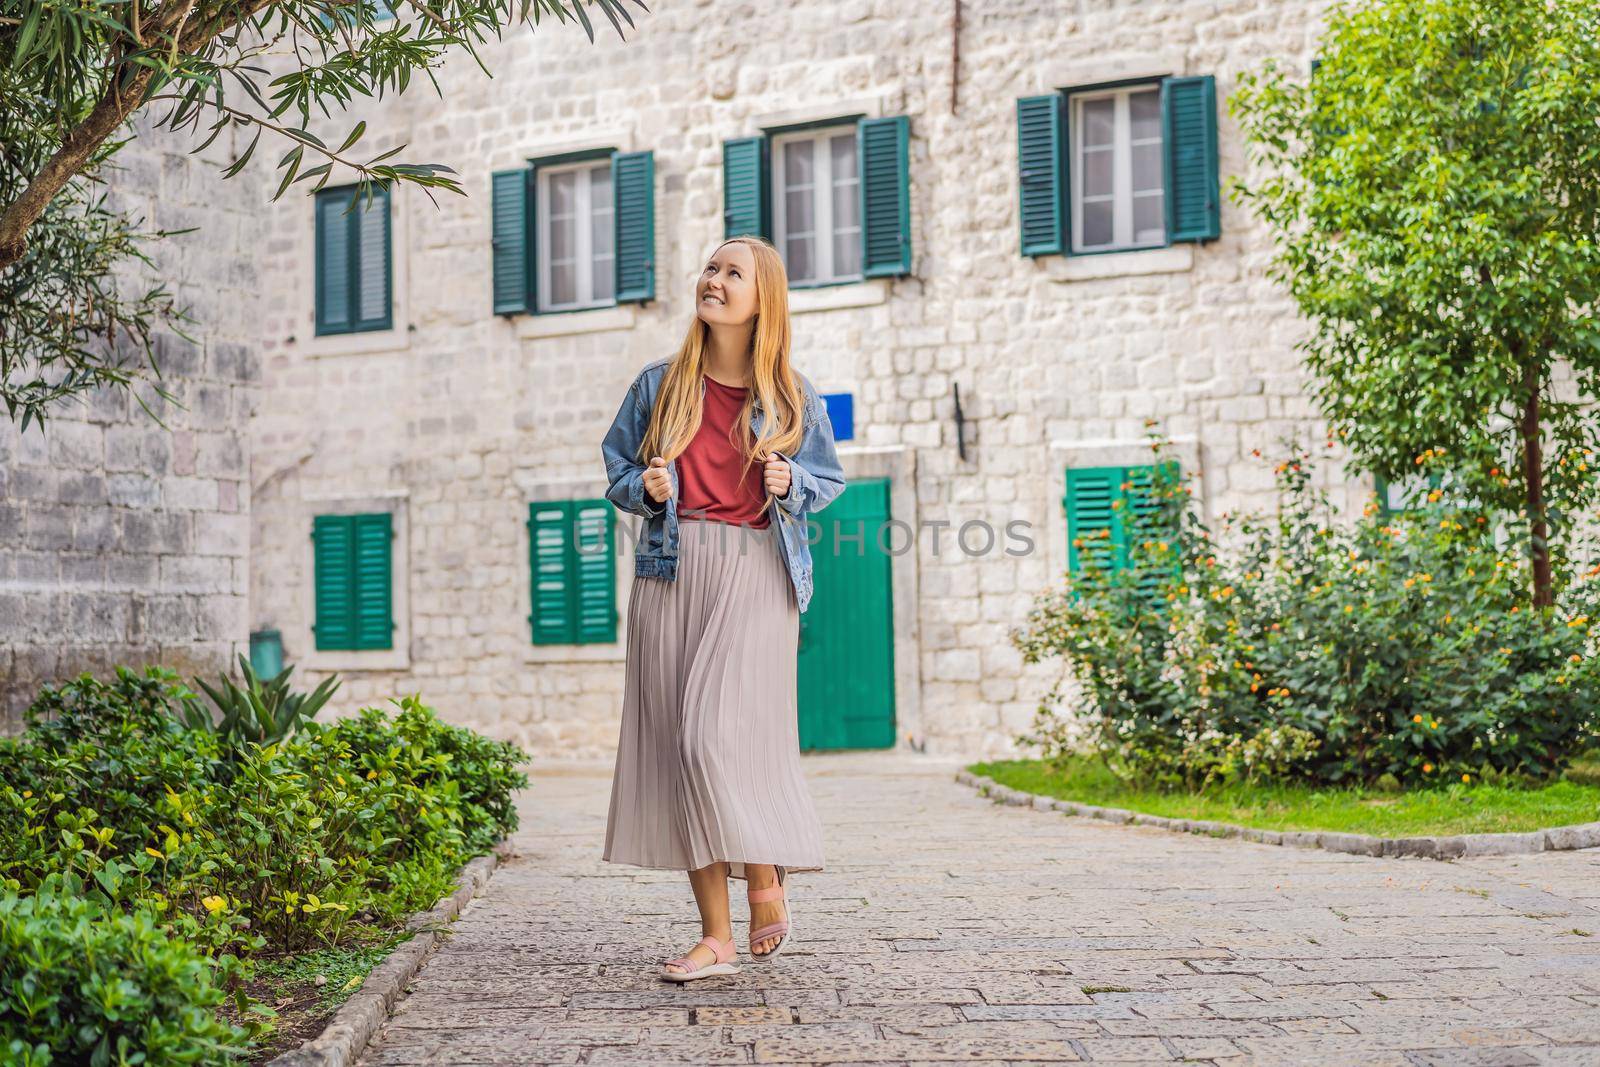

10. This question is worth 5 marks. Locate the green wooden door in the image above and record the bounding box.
[796,478,896,750]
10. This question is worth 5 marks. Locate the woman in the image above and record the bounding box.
[598,236,847,981]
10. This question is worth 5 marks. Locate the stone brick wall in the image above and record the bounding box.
[0,114,264,726]
[251,0,1360,758]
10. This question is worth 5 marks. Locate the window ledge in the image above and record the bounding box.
[1043,244,1193,283]
[516,305,636,339]
[303,327,411,359]
[789,278,890,314]
[525,643,625,665]
[300,647,410,673]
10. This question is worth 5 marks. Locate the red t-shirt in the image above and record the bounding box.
[676,375,771,529]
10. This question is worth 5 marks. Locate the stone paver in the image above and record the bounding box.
[359,753,1600,1066]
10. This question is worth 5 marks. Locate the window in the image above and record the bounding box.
[315,183,391,335]
[537,160,615,311]
[1070,85,1166,253]
[722,115,911,284]
[311,513,394,650]
[1016,76,1219,257]
[773,126,862,285]
[1063,463,1180,595]
[528,499,616,645]
[490,150,654,315]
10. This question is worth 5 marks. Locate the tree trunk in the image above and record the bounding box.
[0,0,268,274]
[1518,352,1553,608]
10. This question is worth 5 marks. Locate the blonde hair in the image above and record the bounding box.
[638,236,807,514]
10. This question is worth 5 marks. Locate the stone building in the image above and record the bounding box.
[6,0,1377,752]
[243,0,1380,759]
[0,115,264,725]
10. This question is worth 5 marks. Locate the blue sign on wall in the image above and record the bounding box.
[822,391,854,441]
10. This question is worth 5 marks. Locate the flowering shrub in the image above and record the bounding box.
[0,666,529,1058]
[1014,442,1600,789]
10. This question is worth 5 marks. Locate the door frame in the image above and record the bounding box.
[831,444,922,752]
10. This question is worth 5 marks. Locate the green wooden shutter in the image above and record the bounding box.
[528,500,617,645]
[612,151,655,303]
[1123,463,1180,597]
[1016,94,1066,256]
[570,500,617,643]
[722,136,769,239]
[858,115,911,277]
[1064,468,1125,575]
[312,515,355,649]
[315,186,391,335]
[491,168,533,314]
[1064,464,1181,593]
[313,513,393,650]
[354,185,391,330]
[528,502,574,644]
[351,512,394,649]
[1162,75,1220,243]
[315,194,352,334]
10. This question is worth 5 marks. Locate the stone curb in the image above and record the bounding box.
[955,770,1600,860]
[265,843,508,1067]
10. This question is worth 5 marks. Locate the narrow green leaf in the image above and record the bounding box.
[338,121,367,153]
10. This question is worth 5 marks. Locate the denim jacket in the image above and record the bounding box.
[601,357,846,614]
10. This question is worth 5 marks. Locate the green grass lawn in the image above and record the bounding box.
[970,753,1600,837]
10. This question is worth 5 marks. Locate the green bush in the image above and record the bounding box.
[0,667,530,1056]
[6,669,225,859]
[1014,441,1600,790]
[0,882,250,1066]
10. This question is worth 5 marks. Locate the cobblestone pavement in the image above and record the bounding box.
[361,752,1600,1066]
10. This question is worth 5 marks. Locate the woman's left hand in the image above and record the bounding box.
[763,454,791,500]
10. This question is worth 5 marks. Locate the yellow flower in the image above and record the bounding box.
[1461,773,1471,784]
[1423,762,1434,773]
[1412,714,1422,723]
[201,896,226,914]
[367,770,379,780]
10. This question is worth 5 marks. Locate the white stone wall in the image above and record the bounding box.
[252,0,1362,758]
[0,114,264,726]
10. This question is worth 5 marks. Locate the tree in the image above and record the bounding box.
[1229,0,1600,606]
[0,0,644,429]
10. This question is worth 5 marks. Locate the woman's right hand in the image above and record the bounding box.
[643,456,673,504]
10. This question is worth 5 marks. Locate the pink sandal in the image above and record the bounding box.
[659,933,739,982]
[746,865,792,963]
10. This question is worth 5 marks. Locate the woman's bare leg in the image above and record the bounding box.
[663,861,735,973]
[746,863,785,956]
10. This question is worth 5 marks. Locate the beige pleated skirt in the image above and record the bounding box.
[602,516,825,881]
